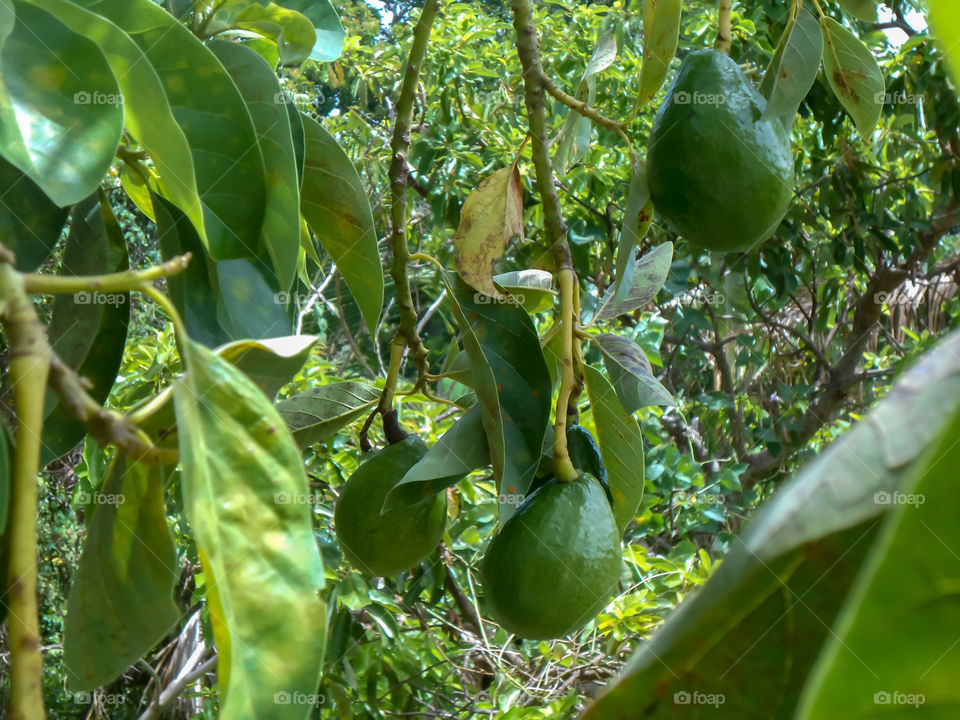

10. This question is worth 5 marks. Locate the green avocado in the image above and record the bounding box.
[480,473,622,640]
[335,436,447,577]
[647,49,794,253]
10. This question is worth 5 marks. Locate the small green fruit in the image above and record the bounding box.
[480,473,622,639]
[335,437,446,577]
[647,49,794,253]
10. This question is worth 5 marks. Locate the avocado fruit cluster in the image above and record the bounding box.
[334,436,446,577]
[647,49,794,253]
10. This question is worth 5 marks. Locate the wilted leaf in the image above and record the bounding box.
[584,365,645,533]
[175,341,326,720]
[299,114,383,335]
[613,156,653,306]
[637,0,682,107]
[43,192,130,465]
[454,165,524,298]
[0,1,123,205]
[594,242,673,321]
[821,16,884,138]
[594,333,674,411]
[63,456,180,691]
[446,273,551,522]
[761,4,823,123]
[385,405,489,510]
[277,381,382,447]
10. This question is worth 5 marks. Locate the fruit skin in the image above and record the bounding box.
[480,473,622,640]
[335,436,447,577]
[647,49,794,253]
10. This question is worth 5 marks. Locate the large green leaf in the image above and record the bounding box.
[636,0,681,108]
[208,0,316,66]
[63,456,180,691]
[821,16,884,139]
[174,341,326,720]
[446,273,551,522]
[79,0,267,260]
[208,39,300,292]
[28,0,204,237]
[299,114,383,335]
[594,333,674,411]
[274,0,344,62]
[761,4,823,123]
[583,365,645,534]
[0,1,123,205]
[42,191,130,465]
[276,381,381,447]
[927,1,960,89]
[584,329,960,719]
[384,405,489,510]
[0,154,68,271]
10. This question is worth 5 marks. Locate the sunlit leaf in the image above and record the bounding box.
[837,0,879,23]
[821,16,884,138]
[208,0,315,66]
[927,0,960,89]
[761,4,823,123]
[594,242,672,321]
[637,0,682,108]
[273,0,344,62]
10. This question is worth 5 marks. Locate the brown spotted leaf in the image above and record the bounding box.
[821,16,884,138]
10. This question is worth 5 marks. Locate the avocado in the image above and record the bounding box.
[647,49,794,253]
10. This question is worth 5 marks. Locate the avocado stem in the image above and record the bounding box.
[714,0,733,55]
[553,268,580,483]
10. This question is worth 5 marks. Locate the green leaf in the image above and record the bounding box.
[637,0,682,108]
[837,0,879,23]
[273,0,344,62]
[454,165,524,298]
[80,0,267,260]
[594,241,672,321]
[820,16,884,139]
[584,330,960,720]
[761,5,823,123]
[209,0,316,66]
[927,1,960,89]
[30,0,203,238]
[446,273,551,523]
[493,269,555,313]
[594,333,674,411]
[0,419,10,534]
[214,255,295,342]
[0,1,123,205]
[797,404,960,717]
[63,456,180,691]
[174,340,326,720]
[119,163,155,221]
[613,155,653,306]
[0,154,68,271]
[584,365,645,533]
[42,191,130,465]
[299,113,383,335]
[384,405,489,510]
[277,381,382,447]
[215,335,317,400]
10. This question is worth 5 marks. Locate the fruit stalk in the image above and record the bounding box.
[387,0,441,391]
[0,262,49,720]
[714,0,733,55]
[510,0,580,482]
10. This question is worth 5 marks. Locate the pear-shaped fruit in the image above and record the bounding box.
[335,436,446,577]
[480,473,622,639]
[647,49,794,253]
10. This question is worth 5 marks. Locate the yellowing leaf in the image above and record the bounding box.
[454,165,524,298]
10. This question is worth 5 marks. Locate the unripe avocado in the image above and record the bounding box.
[480,473,622,639]
[647,49,794,253]
[335,437,446,577]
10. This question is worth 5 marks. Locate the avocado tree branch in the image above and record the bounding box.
[511,0,579,482]
[539,72,625,132]
[387,0,441,398]
[714,0,733,55]
[0,263,50,720]
[22,253,191,295]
